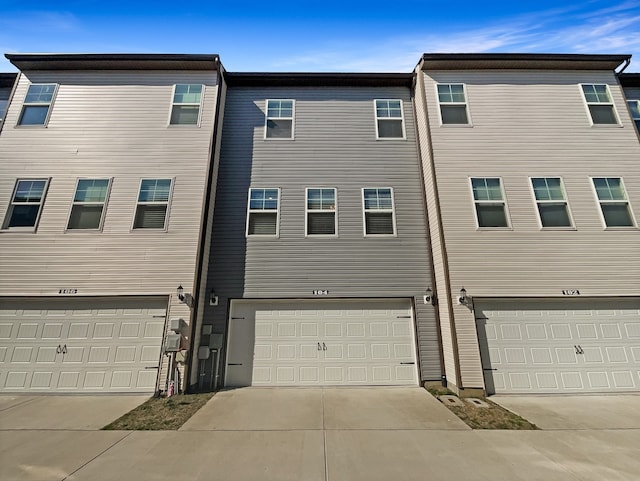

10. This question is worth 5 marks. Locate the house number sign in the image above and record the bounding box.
[562,289,580,296]
[58,289,78,294]
[313,290,329,296]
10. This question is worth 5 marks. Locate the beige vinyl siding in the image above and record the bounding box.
[421,68,640,388]
[414,70,458,388]
[203,85,440,383]
[0,69,220,324]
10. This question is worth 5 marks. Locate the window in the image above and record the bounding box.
[247,188,280,236]
[628,100,640,132]
[306,188,336,236]
[531,178,572,228]
[374,100,405,138]
[362,188,396,235]
[170,84,203,125]
[67,179,111,230]
[3,179,49,229]
[592,177,635,227]
[471,178,509,228]
[133,179,172,229]
[18,84,57,126]
[581,84,618,125]
[437,84,470,125]
[265,100,294,139]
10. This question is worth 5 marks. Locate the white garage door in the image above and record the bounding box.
[225,299,418,387]
[476,298,640,394]
[0,297,167,393]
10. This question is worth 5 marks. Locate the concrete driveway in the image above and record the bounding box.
[180,387,470,431]
[491,394,640,430]
[0,394,149,430]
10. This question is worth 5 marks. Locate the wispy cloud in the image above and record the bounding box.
[269,1,640,72]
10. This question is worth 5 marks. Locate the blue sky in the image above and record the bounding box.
[0,0,639,72]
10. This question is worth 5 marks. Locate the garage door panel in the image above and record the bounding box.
[0,298,166,393]
[227,299,418,387]
[477,299,640,394]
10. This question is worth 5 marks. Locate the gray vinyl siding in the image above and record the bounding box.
[0,69,221,324]
[203,85,439,382]
[420,68,640,388]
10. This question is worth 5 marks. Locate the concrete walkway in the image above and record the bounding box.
[1,389,640,480]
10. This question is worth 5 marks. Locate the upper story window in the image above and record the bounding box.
[247,188,280,236]
[362,187,396,235]
[374,100,405,139]
[170,84,203,125]
[67,179,111,230]
[265,100,294,139]
[306,188,337,236]
[133,179,172,230]
[3,179,49,230]
[18,84,57,126]
[437,84,470,125]
[628,100,640,132]
[471,178,510,228]
[581,84,619,125]
[530,177,573,228]
[592,177,635,228]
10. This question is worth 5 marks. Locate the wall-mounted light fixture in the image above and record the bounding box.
[457,287,470,306]
[209,289,219,306]
[423,287,435,306]
[176,284,195,308]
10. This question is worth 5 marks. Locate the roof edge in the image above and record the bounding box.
[419,53,631,71]
[225,72,414,87]
[5,53,221,71]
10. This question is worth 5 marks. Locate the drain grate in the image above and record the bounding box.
[438,395,465,407]
[464,398,489,408]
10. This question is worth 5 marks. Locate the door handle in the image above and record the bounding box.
[317,342,322,351]
[56,345,62,354]
[577,345,584,355]
[322,342,327,351]
[61,344,67,354]
[574,345,584,355]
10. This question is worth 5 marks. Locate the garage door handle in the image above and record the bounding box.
[574,345,584,355]
[145,366,160,369]
[228,363,243,366]
[400,362,415,365]
[317,342,322,351]
[483,368,498,371]
[322,342,327,351]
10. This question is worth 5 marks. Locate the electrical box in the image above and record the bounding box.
[198,346,210,360]
[164,333,181,352]
[170,318,187,334]
[209,333,224,349]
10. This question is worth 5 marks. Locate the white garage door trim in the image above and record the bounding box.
[0,297,167,393]
[225,298,419,387]
[476,298,640,394]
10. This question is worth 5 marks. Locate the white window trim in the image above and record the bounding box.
[469,177,512,230]
[168,84,204,127]
[580,84,621,127]
[628,99,640,132]
[436,83,472,127]
[2,178,51,231]
[590,177,637,229]
[528,177,575,230]
[246,187,281,237]
[374,99,406,140]
[65,178,113,232]
[17,83,58,127]
[264,99,295,140]
[305,187,338,237]
[361,187,398,237]
[131,178,174,232]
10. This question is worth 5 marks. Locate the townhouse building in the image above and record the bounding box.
[414,54,640,395]
[191,73,440,390]
[0,54,225,393]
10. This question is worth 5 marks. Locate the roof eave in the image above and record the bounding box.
[5,53,221,71]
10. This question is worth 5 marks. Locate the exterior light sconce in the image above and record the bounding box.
[423,287,436,306]
[209,289,219,306]
[457,287,471,307]
[176,284,195,308]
